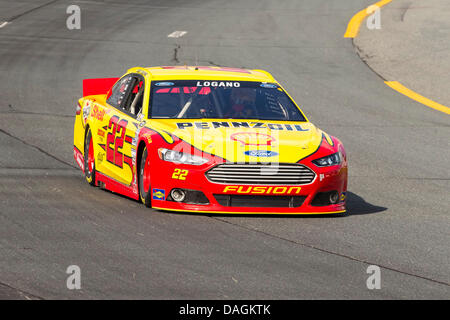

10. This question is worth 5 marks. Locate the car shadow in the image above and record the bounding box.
[157,191,387,218]
[345,191,387,216]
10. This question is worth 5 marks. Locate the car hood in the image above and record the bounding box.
[146,119,334,163]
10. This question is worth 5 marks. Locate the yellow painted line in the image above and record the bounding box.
[385,81,450,115]
[345,1,450,115]
[152,206,346,215]
[344,0,393,38]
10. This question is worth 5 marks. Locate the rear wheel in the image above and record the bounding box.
[84,127,96,186]
[139,147,152,207]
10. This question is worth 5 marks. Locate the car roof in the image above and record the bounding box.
[127,66,276,82]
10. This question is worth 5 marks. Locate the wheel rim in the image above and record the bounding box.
[88,136,94,173]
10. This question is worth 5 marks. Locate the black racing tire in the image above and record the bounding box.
[138,147,152,207]
[84,127,96,186]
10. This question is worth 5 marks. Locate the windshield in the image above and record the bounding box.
[149,80,306,121]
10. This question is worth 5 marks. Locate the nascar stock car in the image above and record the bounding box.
[73,66,347,214]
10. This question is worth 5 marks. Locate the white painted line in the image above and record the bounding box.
[167,30,187,38]
[0,21,9,28]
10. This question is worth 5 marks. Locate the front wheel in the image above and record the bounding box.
[139,147,152,207]
[84,127,96,186]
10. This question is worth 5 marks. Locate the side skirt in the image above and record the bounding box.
[95,171,140,201]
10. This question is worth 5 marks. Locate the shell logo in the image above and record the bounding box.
[230,132,275,146]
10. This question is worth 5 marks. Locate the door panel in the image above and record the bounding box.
[103,111,135,185]
[96,74,143,186]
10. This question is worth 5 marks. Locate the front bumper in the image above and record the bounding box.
[149,159,347,215]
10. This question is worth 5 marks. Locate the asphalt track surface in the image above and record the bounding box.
[0,0,449,299]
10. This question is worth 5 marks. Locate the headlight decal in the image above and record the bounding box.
[312,152,342,167]
[158,148,208,165]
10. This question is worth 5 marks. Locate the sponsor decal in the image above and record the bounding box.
[155,82,174,86]
[82,101,91,124]
[74,149,84,171]
[176,122,309,131]
[133,167,137,185]
[340,192,346,202]
[223,186,301,195]
[91,104,105,121]
[132,128,140,146]
[260,83,278,89]
[141,132,152,143]
[245,150,278,157]
[97,128,105,137]
[97,152,104,164]
[152,188,165,200]
[196,81,240,87]
[231,132,275,146]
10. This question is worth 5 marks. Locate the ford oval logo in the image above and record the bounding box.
[155,82,174,86]
[244,150,279,157]
[260,83,278,89]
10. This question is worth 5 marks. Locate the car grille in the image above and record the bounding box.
[206,163,315,185]
[214,194,307,208]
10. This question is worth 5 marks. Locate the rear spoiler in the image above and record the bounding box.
[82,77,119,97]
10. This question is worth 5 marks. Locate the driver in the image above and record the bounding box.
[226,88,256,118]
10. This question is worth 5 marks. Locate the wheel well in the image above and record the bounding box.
[136,140,147,177]
[83,125,91,155]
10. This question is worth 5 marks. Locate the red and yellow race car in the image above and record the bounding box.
[73,66,347,214]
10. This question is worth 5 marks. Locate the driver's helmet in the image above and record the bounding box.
[230,88,255,105]
[227,88,256,117]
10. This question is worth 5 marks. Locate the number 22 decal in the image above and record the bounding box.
[172,169,188,180]
[106,115,128,168]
